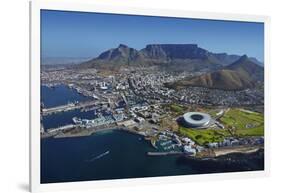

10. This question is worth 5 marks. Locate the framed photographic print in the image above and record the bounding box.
[30,1,270,192]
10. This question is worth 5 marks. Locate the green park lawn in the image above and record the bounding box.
[220,108,264,137]
[179,126,231,146]
[178,108,264,146]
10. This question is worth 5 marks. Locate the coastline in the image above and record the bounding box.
[40,84,264,162]
[41,124,147,139]
[212,145,263,157]
[41,127,263,159]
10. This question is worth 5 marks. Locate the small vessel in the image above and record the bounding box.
[92,94,99,99]
[72,117,82,124]
[94,150,110,159]
[87,151,110,162]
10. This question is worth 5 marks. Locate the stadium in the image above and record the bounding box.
[181,112,212,128]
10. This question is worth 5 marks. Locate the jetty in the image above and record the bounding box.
[42,101,109,116]
[147,151,184,156]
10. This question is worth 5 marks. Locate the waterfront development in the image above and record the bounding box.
[41,70,264,183]
[41,129,264,183]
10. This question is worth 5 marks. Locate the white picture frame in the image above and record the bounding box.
[30,0,270,192]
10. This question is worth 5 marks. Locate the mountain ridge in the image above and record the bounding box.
[79,44,263,71]
[167,55,264,90]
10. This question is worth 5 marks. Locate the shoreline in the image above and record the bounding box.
[41,125,147,139]
[212,145,263,157]
[40,84,264,160]
[41,128,263,159]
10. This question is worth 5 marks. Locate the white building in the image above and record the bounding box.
[182,112,211,128]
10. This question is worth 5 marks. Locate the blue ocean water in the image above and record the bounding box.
[40,85,264,184]
[42,109,97,129]
[41,85,91,108]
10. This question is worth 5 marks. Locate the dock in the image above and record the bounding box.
[47,124,76,133]
[147,151,184,156]
[42,101,109,116]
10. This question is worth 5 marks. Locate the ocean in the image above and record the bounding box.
[40,85,264,184]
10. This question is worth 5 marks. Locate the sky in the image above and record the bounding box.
[41,10,264,62]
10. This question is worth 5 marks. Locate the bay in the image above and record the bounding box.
[40,85,264,184]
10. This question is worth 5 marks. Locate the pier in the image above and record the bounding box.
[47,124,76,133]
[147,151,184,156]
[42,101,109,116]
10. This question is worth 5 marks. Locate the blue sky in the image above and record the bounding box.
[41,10,264,61]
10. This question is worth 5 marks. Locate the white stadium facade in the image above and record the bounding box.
[182,112,212,128]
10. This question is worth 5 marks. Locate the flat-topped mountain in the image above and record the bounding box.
[141,44,209,60]
[167,55,264,90]
[80,44,262,72]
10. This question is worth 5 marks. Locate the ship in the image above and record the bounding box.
[95,150,110,159]
[87,151,110,162]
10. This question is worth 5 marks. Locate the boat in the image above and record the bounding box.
[87,151,110,162]
[96,150,110,158]
[92,94,99,99]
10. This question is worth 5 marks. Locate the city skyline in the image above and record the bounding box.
[41,10,264,62]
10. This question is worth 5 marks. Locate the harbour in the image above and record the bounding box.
[40,84,264,184]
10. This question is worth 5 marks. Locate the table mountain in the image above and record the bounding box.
[79,44,262,72]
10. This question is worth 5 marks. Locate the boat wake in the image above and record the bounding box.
[86,151,110,162]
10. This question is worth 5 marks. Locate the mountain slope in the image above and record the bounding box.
[80,44,146,70]
[168,55,264,90]
[226,55,264,81]
[79,44,263,73]
[170,69,254,90]
[80,44,225,71]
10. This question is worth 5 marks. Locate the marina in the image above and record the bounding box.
[40,84,264,183]
[42,100,109,116]
[41,129,264,183]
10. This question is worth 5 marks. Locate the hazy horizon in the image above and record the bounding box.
[41,10,264,62]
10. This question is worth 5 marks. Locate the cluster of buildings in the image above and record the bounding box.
[72,113,125,128]
[158,130,201,156]
[41,66,264,156]
[208,137,264,148]
[176,86,264,106]
[41,65,263,109]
